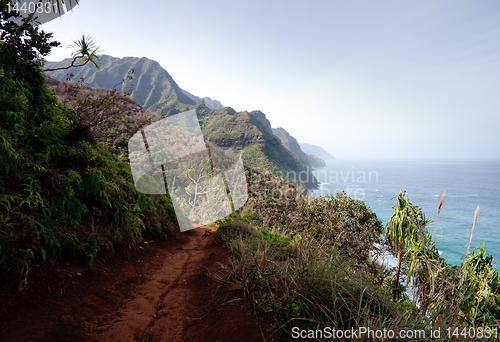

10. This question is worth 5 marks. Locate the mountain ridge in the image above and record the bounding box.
[44,55,319,188]
[44,55,195,116]
[299,143,335,160]
[272,127,311,168]
[182,89,224,109]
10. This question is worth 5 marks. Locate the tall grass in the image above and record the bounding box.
[466,206,480,255]
[213,224,396,339]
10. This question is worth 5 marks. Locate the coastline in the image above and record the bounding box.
[312,159,500,268]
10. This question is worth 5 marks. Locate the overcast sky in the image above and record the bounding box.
[42,0,500,159]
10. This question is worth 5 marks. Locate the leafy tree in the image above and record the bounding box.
[1,0,59,93]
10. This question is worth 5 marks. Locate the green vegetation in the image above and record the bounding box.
[386,190,431,300]
[3,4,500,341]
[0,4,176,288]
[213,172,395,339]
[45,76,158,157]
[214,229,395,339]
[213,175,500,340]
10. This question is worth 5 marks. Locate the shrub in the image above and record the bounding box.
[302,192,384,264]
[45,77,159,158]
[215,219,258,242]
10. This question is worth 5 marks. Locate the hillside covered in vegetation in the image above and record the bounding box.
[0,8,178,288]
[2,5,500,341]
[44,56,319,189]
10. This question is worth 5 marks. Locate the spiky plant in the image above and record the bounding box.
[386,190,431,300]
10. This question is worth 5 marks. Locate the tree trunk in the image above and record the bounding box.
[393,249,403,301]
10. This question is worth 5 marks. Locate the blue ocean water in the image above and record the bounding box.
[311,159,500,266]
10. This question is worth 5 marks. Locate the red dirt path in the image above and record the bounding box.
[0,226,274,342]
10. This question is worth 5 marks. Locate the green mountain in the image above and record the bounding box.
[272,127,311,167]
[299,143,335,160]
[248,110,273,134]
[44,55,195,116]
[306,153,326,168]
[194,102,316,186]
[44,56,318,188]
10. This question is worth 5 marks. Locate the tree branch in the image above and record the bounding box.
[43,54,89,71]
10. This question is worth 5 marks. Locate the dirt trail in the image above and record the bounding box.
[0,226,269,342]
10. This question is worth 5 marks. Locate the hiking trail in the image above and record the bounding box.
[0,226,270,342]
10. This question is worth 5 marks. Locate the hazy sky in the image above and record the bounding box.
[43,0,500,159]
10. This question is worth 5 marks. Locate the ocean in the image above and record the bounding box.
[311,159,500,267]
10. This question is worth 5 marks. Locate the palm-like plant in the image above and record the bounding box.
[386,190,430,300]
[44,35,104,71]
[70,34,104,68]
[405,227,446,315]
[456,244,500,325]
